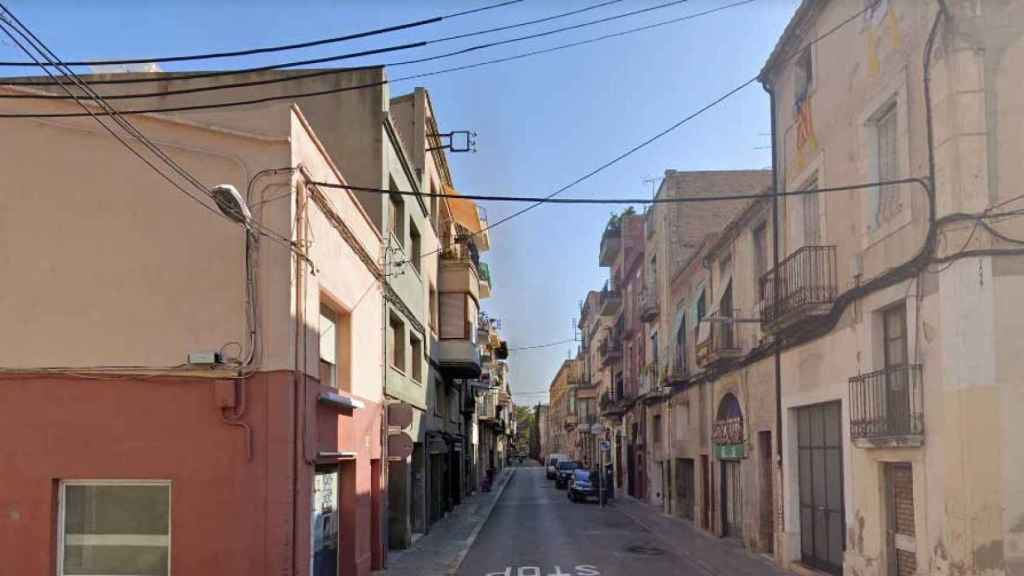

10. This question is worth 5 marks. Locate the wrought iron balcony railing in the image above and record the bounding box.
[599,338,623,366]
[759,244,837,331]
[696,313,743,368]
[640,287,659,322]
[849,364,924,443]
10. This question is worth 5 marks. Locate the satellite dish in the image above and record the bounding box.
[210,184,252,226]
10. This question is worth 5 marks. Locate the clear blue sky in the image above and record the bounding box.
[2,0,799,404]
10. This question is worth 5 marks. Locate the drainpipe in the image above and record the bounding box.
[763,81,783,468]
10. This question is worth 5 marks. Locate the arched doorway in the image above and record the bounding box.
[714,393,744,539]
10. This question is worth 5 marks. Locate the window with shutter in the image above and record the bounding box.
[876,104,901,225]
[803,176,820,245]
[440,293,465,339]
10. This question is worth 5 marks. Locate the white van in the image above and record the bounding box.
[546,453,569,480]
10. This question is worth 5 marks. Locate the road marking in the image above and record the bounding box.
[484,566,601,576]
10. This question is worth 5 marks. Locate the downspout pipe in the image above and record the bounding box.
[763,80,784,465]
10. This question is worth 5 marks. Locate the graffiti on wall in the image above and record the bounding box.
[866,0,902,77]
[789,95,817,178]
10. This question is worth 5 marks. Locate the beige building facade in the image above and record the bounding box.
[760,2,1024,575]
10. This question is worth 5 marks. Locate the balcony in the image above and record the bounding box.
[478,389,498,421]
[437,340,481,379]
[600,391,630,418]
[478,262,492,299]
[599,222,622,266]
[849,365,924,447]
[564,413,578,431]
[600,289,622,316]
[695,314,743,368]
[640,287,659,322]
[440,241,481,300]
[760,244,837,332]
[599,338,622,367]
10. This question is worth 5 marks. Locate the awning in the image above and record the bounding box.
[445,185,482,236]
[318,391,365,410]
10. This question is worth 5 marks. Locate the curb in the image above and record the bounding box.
[446,467,517,575]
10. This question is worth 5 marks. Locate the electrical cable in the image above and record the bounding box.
[0,13,225,222]
[0,1,753,115]
[313,178,927,205]
[0,0,524,67]
[0,0,660,88]
[0,0,709,104]
[509,338,577,351]
[0,0,753,109]
[0,6,300,253]
[398,0,879,266]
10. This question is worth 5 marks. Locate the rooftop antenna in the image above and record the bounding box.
[642,176,664,199]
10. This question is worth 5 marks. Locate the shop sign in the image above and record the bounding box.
[714,443,745,460]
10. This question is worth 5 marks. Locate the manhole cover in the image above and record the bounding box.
[625,544,666,556]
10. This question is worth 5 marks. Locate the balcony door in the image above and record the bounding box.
[882,305,911,435]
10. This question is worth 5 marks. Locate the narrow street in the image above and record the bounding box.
[457,465,785,576]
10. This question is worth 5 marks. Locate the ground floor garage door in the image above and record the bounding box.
[797,402,844,574]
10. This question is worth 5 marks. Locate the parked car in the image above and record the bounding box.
[554,460,579,489]
[545,454,568,480]
[567,469,598,503]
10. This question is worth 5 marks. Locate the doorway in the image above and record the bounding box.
[627,443,637,497]
[676,458,695,520]
[885,463,916,576]
[701,455,711,530]
[721,460,743,539]
[312,466,339,576]
[758,431,775,553]
[371,459,383,570]
[796,402,844,574]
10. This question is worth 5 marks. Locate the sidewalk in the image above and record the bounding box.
[613,495,795,576]
[381,466,517,576]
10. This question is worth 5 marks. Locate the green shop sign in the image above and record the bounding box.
[714,443,745,460]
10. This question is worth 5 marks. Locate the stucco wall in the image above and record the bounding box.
[0,92,294,370]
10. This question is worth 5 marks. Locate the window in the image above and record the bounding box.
[430,180,439,229]
[429,283,438,333]
[389,313,405,373]
[440,293,467,339]
[752,222,768,281]
[795,46,813,104]
[875,103,901,225]
[650,330,659,374]
[803,175,821,245]
[320,300,352,391]
[319,306,337,389]
[410,333,423,382]
[675,313,687,375]
[59,481,171,576]
[409,222,422,274]
[434,380,445,416]
[882,304,907,369]
[389,178,405,247]
[653,414,663,443]
[696,290,706,322]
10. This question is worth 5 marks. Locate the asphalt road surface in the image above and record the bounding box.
[457,466,710,576]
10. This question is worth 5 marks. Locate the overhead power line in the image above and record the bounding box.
[0,0,524,67]
[0,0,632,87]
[0,0,698,98]
[0,8,225,222]
[0,0,753,116]
[398,0,880,266]
[509,338,577,351]
[315,178,933,205]
[0,4,297,251]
